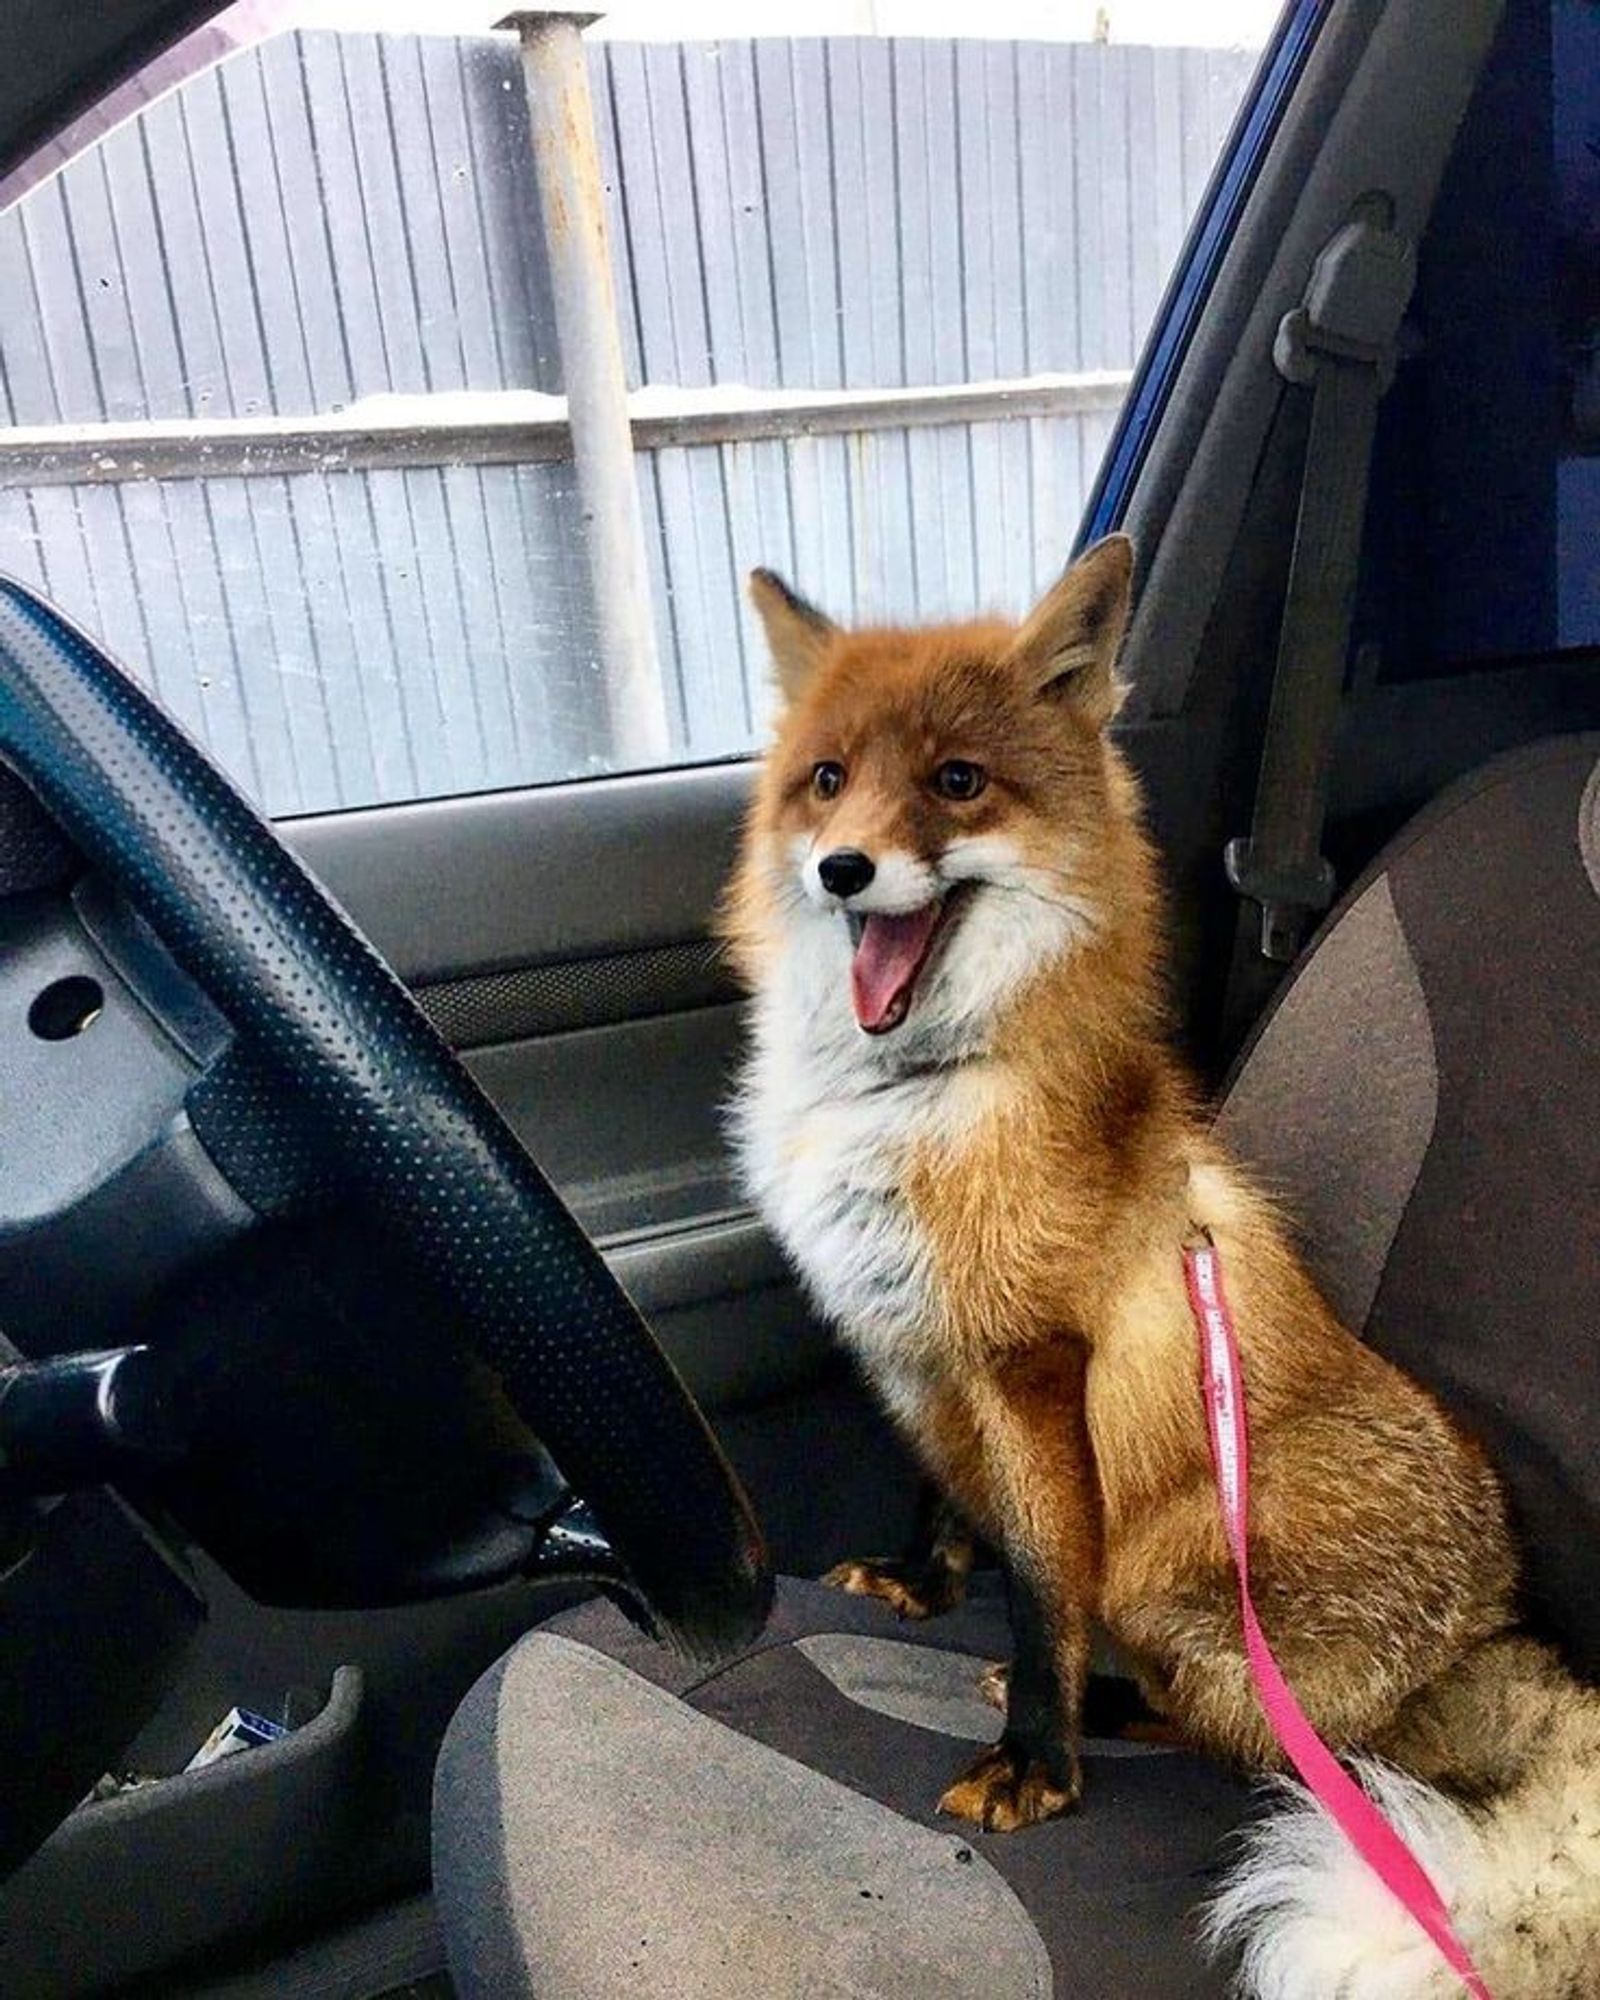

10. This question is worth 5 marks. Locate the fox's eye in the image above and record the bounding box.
[811,760,846,801]
[934,759,987,801]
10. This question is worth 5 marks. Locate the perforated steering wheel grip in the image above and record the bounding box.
[0,575,772,1664]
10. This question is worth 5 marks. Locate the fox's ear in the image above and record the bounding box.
[748,568,837,702]
[1005,534,1133,726]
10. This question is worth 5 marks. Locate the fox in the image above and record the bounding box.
[719,534,1600,1999]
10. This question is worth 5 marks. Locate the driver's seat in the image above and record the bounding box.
[433,737,1600,1997]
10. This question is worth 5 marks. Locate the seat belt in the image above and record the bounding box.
[1223,203,1416,1033]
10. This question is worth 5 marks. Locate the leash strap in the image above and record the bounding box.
[1184,1242,1492,2000]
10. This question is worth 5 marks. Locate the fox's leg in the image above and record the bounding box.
[1118,1578,1445,1770]
[939,1556,1089,1831]
[938,1348,1101,1832]
[977,1651,1179,1737]
[822,1483,976,1620]
[1108,1435,1519,1771]
[1109,1485,1409,1769]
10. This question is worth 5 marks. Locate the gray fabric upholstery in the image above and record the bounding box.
[1227,733,1600,1671]
[438,1629,1050,2000]
[1357,739,1600,1672]
[437,1580,1250,1999]
[1218,874,1438,1330]
[792,1634,1173,1758]
[793,1633,1004,1744]
[436,735,1600,1999]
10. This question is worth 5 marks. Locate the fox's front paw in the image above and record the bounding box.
[937,1739,1081,1832]
[821,1555,962,1620]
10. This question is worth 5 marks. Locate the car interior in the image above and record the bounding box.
[1,0,1597,1993]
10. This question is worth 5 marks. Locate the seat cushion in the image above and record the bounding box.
[435,1578,1253,1998]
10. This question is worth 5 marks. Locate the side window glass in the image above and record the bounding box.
[0,19,1269,814]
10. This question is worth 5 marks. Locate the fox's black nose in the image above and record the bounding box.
[818,848,876,900]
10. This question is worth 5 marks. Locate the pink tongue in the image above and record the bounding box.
[850,905,943,1033]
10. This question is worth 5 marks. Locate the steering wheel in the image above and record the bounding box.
[0,576,771,1864]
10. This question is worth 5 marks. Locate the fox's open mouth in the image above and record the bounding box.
[846,889,969,1034]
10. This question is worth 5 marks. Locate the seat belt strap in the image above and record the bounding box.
[1225,206,1417,970]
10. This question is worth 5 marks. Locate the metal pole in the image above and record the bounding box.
[499,10,671,767]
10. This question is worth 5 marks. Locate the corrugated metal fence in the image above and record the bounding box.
[0,32,1256,814]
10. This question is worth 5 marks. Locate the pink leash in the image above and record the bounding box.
[1184,1239,1493,2000]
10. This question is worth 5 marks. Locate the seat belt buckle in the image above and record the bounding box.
[1224,837,1336,964]
[1273,206,1417,392]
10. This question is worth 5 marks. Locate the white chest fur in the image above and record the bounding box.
[729,928,994,1408]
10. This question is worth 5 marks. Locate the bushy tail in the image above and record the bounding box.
[1202,1652,1600,1999]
